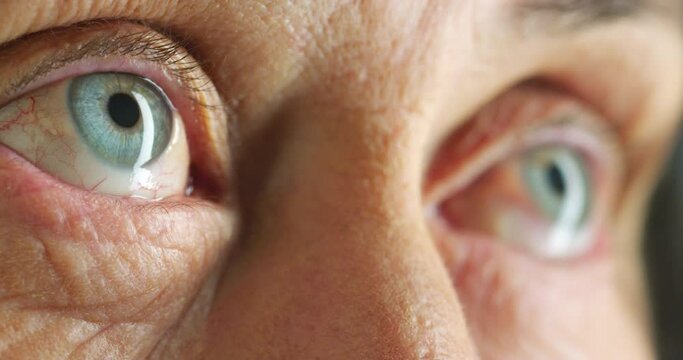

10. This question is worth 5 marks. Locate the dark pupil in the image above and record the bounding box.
[107,93,140,128]
[546,162,566,198]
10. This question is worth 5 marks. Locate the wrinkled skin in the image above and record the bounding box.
[0,0,682,359]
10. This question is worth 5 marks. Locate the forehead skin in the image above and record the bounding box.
[0,0,682,359]
[1,0,681,136]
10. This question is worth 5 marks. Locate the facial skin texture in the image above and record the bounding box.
[0,0,682,359]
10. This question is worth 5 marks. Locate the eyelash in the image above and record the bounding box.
[424,81,622,204]
[6,22,203,91]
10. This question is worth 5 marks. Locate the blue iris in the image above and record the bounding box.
[68,72,173,168]
[522,146,591,225]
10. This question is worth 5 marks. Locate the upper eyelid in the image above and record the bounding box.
[0,21,213,104]
[423,82,623,204]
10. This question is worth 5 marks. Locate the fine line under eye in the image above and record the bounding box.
[429,84,623,261]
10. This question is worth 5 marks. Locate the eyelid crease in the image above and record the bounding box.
[424,82,623,205]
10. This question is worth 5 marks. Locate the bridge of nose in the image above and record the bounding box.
[204,102,478,359]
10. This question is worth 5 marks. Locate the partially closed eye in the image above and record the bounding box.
[427,84,623,260]
[0,72,189,199]
[439,142,599,259]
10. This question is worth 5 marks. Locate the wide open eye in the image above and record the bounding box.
[0,72,188,199]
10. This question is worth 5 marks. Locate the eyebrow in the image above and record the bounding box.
[513,0,654,31]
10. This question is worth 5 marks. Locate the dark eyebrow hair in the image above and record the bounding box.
[513,0,660,31]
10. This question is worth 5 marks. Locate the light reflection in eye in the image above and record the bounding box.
[434,113,620,261]
[438,137,604,260]
[0,72,189,199]
[437,141,600,259]
[69,73,174,168]
[521,145,592,257]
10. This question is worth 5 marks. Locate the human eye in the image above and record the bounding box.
[423,81,633,343]
[0,71,189,199]
[426,83,622,261]
[0,24,228,200]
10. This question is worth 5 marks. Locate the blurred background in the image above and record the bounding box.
[646,121,683,360]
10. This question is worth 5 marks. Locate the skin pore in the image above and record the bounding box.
[0,0,681,359]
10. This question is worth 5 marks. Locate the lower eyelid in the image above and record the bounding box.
[0,142,230,254]
[430,208,614,311]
